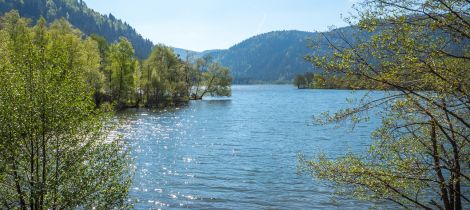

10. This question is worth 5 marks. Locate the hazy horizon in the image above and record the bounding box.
[84,0,356,51]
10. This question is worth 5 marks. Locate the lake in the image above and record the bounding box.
[117,85,384,209]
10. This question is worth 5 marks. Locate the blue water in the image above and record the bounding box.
[117,85,383,209]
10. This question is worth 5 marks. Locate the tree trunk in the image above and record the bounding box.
[431,120,452,210]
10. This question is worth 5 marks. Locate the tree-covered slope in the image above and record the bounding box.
[0,0,153,59]
[206,20,460,83]
[205,30,316,83]
[204,28,362,83]
[0,0,366,82]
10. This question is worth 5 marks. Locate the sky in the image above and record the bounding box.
[84,0,357,52]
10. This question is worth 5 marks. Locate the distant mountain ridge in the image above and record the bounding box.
[0,0,360,83]
[208,30,317,83]
[198,28,361,83]
[171,47,225,61]
[0,0,154,59]
[173,30,331,83]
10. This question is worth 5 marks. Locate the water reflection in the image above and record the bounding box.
[117,85,383,209]
[203,99,232,106]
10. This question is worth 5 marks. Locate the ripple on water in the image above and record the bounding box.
[117,85,386,209]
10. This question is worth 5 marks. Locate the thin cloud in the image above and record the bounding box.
[256,12,268,35]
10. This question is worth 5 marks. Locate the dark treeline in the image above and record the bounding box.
[293,70,446,91]
[0,0,154,59]
[293,72,382,90]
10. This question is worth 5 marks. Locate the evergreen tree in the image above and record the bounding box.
[0,0,154,58]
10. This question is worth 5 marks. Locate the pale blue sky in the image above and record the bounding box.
[84,0,357,51]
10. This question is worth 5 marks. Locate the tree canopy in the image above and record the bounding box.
[300,0,469,209]
[0,0,154,59]
[190,56,232,100]
[0,11,132,209]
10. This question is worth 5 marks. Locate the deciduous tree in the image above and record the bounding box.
[300,1,469,209]
[0,11,132,209]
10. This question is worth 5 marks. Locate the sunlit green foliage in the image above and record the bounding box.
[0,0,154,59]
[142,44,188,107]
[300,0,469,209]
[141,46,232,105]
[191,56,232,100]
[107,37,137,108]
[0,7,233,209]
[0,11,132,209]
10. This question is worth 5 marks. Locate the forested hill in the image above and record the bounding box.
[207,30,314,83]
[0,0,362,82]
[203,28,360,83]
[0,0,153,59]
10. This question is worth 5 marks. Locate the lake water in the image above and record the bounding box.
[117,85,384,209]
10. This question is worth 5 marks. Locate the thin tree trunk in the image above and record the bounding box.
[443,101,462,210]
[199,76,215,99]
[431,119,451,210]
[12,158,26,210]
[40,104,47,209]
[27,53,36,210]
